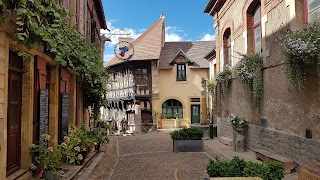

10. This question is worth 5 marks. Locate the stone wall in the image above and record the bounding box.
[247,124,320,174]
[218,117,320,174]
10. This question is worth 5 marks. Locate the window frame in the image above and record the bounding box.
[162,99,183,119]
[305,0,320,23]
[253,5,261,53]
[176,63,186,81]
[223,29,231,67]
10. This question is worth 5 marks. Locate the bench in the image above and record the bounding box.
[298,169,320,180]
[254,149,295,174]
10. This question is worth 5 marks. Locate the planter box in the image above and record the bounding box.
[173,140,204,152]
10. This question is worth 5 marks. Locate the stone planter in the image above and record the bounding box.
[44,170,60,180]
[173,140,204,152]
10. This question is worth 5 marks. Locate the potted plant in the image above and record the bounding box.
[227,113,248,132]
[227,113,249,151]
[170,127,204,152]
[30,134,64,180]
[89,128,108,152]
[172,112,180,128]
[61,125,93,165]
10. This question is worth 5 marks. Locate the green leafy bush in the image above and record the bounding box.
[206,156,284,180]
[170,127,203,140]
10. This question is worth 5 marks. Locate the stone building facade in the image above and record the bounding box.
[205,0,320,174]
[104,16,165,133]
[0,0,107,179]
[103,15,215,131]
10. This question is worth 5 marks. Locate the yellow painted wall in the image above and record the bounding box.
[153,64,209,126]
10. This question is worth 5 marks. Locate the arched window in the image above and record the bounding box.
[247,1,261,53]
[305,0,320,23]
[162,99,183,119]
[223,28,231,67]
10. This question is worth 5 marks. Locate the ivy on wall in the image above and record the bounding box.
[235,53,263,111]
[0,0,107,119]
[215,67,232,99]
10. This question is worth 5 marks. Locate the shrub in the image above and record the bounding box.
[206,156,284,180]
[170,127,203,140]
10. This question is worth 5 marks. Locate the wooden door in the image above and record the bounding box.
[7,55,23,176]
[191,105,200,124]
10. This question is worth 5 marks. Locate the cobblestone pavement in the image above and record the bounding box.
[90,132,224,180]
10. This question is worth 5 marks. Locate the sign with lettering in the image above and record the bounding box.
[60,93,69,141]
[39,89,49,137]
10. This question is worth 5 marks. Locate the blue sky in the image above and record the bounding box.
[101,0,215,63]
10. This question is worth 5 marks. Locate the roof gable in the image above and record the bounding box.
[105,16,165,68]
[169,50,194,65]
[159,41,215,69]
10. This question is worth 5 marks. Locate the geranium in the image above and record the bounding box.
[29,134,63,175]
[30,163,37,171]
[62,125,93,164]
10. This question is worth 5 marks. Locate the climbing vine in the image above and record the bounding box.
[235,53,263,110]
[215,67,232,99]
[207,78,217,97]
[0,0,107,119]
[280,21,320,92]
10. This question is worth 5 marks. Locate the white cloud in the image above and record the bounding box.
[165,26,184,42]
[165,33,183,42]
[103,54,115,64]
[101,20,142,48]
[200,34,216,41]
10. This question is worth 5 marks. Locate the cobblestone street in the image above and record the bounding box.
[89,132,223,180]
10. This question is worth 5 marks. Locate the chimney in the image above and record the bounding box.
[160,13,165,19]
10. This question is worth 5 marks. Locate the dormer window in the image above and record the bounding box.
[169,50,194,82]
[177,64,186,81]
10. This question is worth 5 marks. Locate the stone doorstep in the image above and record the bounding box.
[254,149,295,174]
[7,169,31,180]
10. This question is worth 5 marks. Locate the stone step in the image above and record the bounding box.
[254,148,295,174]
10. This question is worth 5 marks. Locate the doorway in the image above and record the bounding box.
[191,105,200,124]
[7,51,23,176]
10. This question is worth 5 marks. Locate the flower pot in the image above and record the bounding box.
[95,143,101,152]
[77,151,87,165]
[44,170,60,180]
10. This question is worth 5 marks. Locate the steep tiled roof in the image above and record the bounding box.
[94,0,107,29]
[159,41,215,69]
[105,17,165,68]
